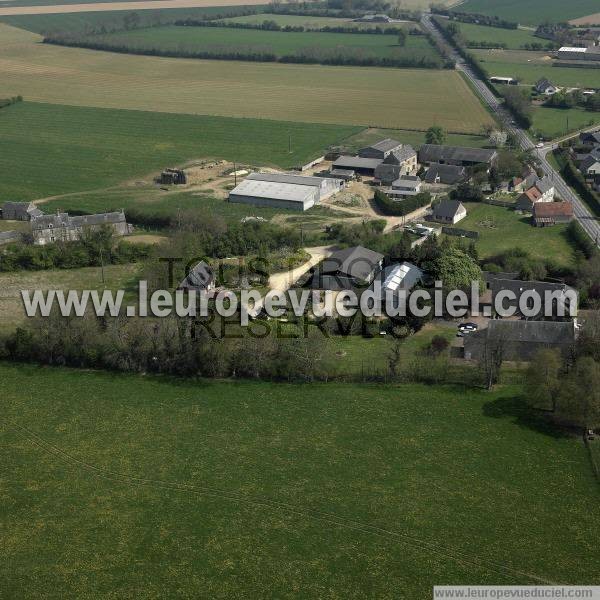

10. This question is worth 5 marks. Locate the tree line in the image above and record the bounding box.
[373,189,432,217]
[430,7,518,29]
[43,35,446,69]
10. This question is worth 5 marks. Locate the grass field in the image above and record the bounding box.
[472,49,600,88]
[343,127,490,151]
[452,21,542,50]
[221,12,413,29]
[531,106,600,140]
[456,0,600,26]
[458,203,576,267]
[0,102,359,201]
[2,363,599,597]
[0,23,494,133]
[0,5,264,33]
[0,264,139,331]
[79,24,439,61]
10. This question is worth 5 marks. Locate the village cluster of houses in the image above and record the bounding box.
[0,201,132,246]
[573,130,600,194]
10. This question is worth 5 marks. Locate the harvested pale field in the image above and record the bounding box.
[0,24,493,132]
[570,13,600,25]
[0,0,265,16]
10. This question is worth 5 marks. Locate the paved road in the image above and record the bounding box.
[422,14,600,246]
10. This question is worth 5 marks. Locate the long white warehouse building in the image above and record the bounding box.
[228,172,344,211]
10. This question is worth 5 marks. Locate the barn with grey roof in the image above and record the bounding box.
[228,172,344,211]
[419,145,497,167]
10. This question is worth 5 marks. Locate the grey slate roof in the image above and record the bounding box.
[479,319,575,345]
[319,246,384,282]
[433,199,465,219]
[383,145,417,165]
[580,155,600,172]
[247,172,325,188]
[535,78,556,93]
[419,144,497,165]
[1,201,42,220]
[366,138,402,153]
[70,212,126,227]
[533,176,554,194]
[178,261,214,290]
[332,156,383,171]
[424,163,467,184]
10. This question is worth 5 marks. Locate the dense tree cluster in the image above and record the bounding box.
[0,227,150,272]
[373,189,432,216]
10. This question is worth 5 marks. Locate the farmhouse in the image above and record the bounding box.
[228,172,343,212]
[178,261,215,292]
[31,211,132,245]
[558,46,600,62]
[418,145,497,168]
[374,145,418,184]
[310,246,384,291]
[580,155,600,177]
[532,201,574,227]
[431,200,467,224]
[534,78,559,95]
[423,163,468,185]
[463,320,576,362]
[1,201,42,221]
[515,177,555,212]
[356,13,393,23]
[490,278,576,319]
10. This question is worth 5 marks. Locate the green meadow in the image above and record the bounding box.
[0,102,358,201]
[1,363,599,598]
[79,24,439,61]
[456,0,600,26]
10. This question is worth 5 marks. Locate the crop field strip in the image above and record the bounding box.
[0,24,493,132]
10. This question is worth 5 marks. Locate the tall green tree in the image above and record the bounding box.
[425,126,446,145]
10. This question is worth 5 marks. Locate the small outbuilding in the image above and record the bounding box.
[532,201,574,227]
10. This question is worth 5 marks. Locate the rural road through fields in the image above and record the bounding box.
[422,14,600,247]
[0,0,265,15]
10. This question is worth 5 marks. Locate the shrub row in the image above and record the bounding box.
[555,148,600,216]
[373,189,432,216]
[431,7,518,29]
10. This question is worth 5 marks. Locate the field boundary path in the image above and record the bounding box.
[0,0,265,16]
[422,13,600,247]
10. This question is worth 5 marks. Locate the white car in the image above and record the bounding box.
[536,142,544,148]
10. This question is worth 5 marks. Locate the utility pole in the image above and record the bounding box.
[100,248,105,285]
[233,161,237,187]
[288,134,292,154]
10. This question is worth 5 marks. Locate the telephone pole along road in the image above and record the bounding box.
[422,14,600,246]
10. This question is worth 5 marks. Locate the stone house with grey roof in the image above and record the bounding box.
[31,210,132,245]
[1,201,43,221]
[374,145,417,185]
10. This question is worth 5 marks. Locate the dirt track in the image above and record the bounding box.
[0,0,265,16]
[569,13,600,25]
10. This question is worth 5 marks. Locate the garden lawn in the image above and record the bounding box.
[458,202,576,267]
[1,363,599,598]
